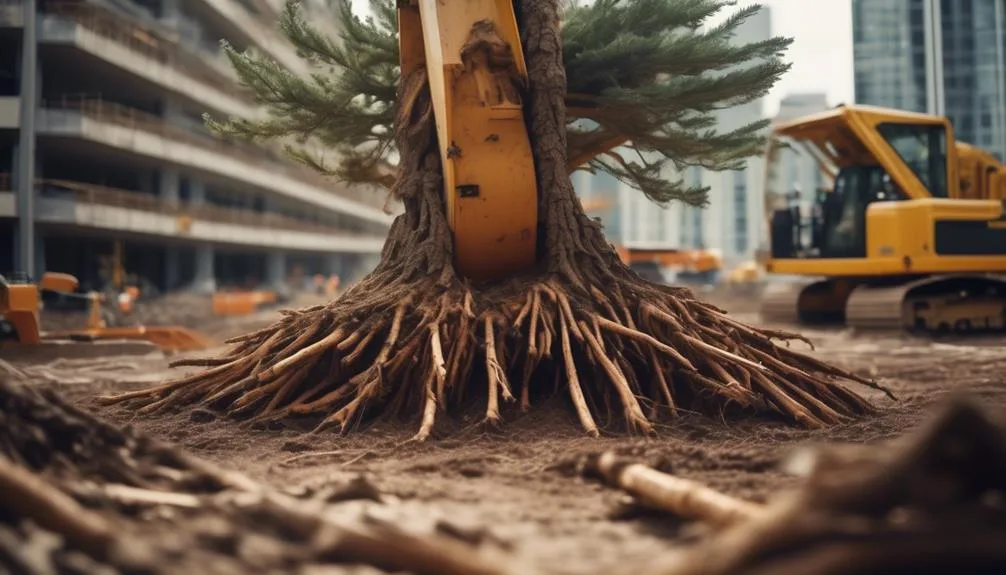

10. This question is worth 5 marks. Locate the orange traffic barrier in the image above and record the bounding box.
[212,290,279,317]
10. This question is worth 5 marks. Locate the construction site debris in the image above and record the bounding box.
[584,399,1006,575]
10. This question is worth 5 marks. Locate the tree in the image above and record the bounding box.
[103,0,889,438]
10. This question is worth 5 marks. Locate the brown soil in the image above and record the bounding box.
[10,288,1006,574]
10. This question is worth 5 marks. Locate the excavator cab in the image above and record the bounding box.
[760,105,1006,333]
[771,165,906,261]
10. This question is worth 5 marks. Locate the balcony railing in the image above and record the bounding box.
[0,173,376,237]
[42,95,386,212]
[198,0,305,74]
[38,1,245,103]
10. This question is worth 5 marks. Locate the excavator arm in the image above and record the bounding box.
[398,0,538,283]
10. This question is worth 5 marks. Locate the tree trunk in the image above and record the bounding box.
[100,0,890,438]
[521,0,617,286]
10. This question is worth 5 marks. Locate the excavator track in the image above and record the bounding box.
[758,281,810,324]
[759,275,1006,335]
[844,282,917,331]
[759,278,851,326]
[845,274,1006,334]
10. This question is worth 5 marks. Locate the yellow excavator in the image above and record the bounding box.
[760,104,1006,333]
[1,271,211,360]
[398,0,538,283]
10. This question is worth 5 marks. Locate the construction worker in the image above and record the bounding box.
[326,275,340,295]
[117,287,136,315]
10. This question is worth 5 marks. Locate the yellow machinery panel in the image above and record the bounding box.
[399,0,538,283]
[767,198,1006,276]
[212,290,279,317]
[1,281,42,344]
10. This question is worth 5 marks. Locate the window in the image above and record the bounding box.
[876,122,948,197]
[679,205,690,246]
[692,208,704,249]
[688,167,704,248]
[733,171,748,254]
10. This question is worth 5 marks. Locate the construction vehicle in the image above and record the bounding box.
[759,104,1006,333]
[582,196,725,284]
[212,290,279,317]
[617,247,722,285]
[1,272,211,359]
[398,0,537,283]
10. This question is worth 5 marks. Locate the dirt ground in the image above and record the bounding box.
[9,286,1006,574]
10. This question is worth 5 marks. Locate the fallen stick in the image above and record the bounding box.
[99,483,203,508]
[587,452,764,528]
[316,519,514,575]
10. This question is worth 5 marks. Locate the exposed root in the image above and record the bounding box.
[101,273,885,439]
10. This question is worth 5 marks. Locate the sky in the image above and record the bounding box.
[729,0,854,117]
[350,0,856,118]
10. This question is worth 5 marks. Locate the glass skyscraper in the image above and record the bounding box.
[853,0,1006,160]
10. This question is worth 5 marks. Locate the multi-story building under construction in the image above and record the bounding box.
[0,0,391,294]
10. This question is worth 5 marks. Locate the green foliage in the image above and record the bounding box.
[204,0,399,186]
[563,0,791,206]
[206,0,791,207]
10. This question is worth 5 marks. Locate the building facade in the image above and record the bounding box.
[576,6,772,270]
[853,0,1006,159]
[0,0,390,294]
[768,93,831,208]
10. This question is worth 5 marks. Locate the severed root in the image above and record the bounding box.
[484,316,514,425]
[586,452,764,528]
[598,399,1006,575]
[413,325,446,442]
[313,517,513,575]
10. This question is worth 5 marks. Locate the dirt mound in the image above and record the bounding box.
[0,372,515,575]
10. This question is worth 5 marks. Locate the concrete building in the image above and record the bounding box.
[577,6,773,270]
[0,0,390,294]
[767,93,832,209]
[853,0,1006,159]
[759,93,832,254]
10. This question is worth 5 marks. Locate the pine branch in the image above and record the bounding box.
[204,0,398,188]
[563,0,791,206]
[587,149,711,207]
[204,0,791,205]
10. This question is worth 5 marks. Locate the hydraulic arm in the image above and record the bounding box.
[397,0,539,283]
